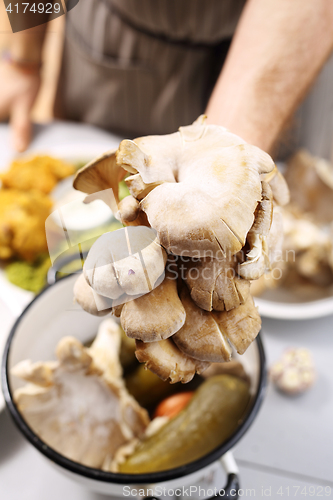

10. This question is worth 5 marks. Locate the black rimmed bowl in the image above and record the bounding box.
[2,274,266,499]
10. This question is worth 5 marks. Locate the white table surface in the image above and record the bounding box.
[1,123,333,499]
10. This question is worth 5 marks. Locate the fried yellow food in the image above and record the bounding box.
[0,189,52,261]
[0,155,75,194]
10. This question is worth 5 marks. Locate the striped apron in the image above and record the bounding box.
[55,0,246,137]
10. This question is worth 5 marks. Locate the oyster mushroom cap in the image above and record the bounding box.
[214,275,250,312]
[84,226,167,300]
[73,274,112,316]
[73,149,126,213]
[12,319,149,469]
[125,173,164,201]
[56,336,93,371]
[281,207,333,286]
[213,296,261,355]
[183,255,250,312]
[120,271,186,343]
[238,182,273,281]
[116,117,275,257]
[173,287,232,363]
[250,182,273,236]
[282,206,330,252]
[238,233,270,281]
[266,207,284,265]
[11,359,56,387]
[88,318,123,380]
[135,339,209,384]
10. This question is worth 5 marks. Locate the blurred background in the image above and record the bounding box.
[0,3,333,499]
[0,2,64,124]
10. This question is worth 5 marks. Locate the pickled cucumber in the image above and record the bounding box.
[119,374,250,473]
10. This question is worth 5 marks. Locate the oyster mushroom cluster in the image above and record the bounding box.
[12,319,149,469]
[73,116,289,383]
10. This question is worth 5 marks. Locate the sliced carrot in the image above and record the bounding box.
[154,392,194,419]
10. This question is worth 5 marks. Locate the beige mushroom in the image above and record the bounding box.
[116,116,276,258]
[73,273,112,316]
[264,165,290,206]
[12,318,149,469]
[238,182,273,280]
[182,255,250,312]
[172,287,232,363]
[249,207,285,298]
[125,174,164,201]
[116,195,149,227]
[135,338,209,384]
[285,149,333,224]
[73,149,126,214]
[88,318,123,380]
[70,118,290,381]
[281,205,333,287]
[213,296,261,355]
[11,360,56,387]
[84,226,167,300]
[120,271,186,342]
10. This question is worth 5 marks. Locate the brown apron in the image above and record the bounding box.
[56,0,246,137]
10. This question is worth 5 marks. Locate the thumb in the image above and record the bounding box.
[10,99,33,153]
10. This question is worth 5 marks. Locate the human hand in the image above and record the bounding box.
[0,60,41,152]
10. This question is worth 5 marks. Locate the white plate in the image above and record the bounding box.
[0,121,123,411]
[255,295,333,320]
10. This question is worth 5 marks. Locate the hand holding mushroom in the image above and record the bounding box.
[73,116,289,382]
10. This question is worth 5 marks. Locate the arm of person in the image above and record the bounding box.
[205,0,333,153]
[10,24,47,65]
[0,23,47,151]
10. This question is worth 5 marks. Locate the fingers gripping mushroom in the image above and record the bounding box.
[116,116,276,258]
[12,319,149,469]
